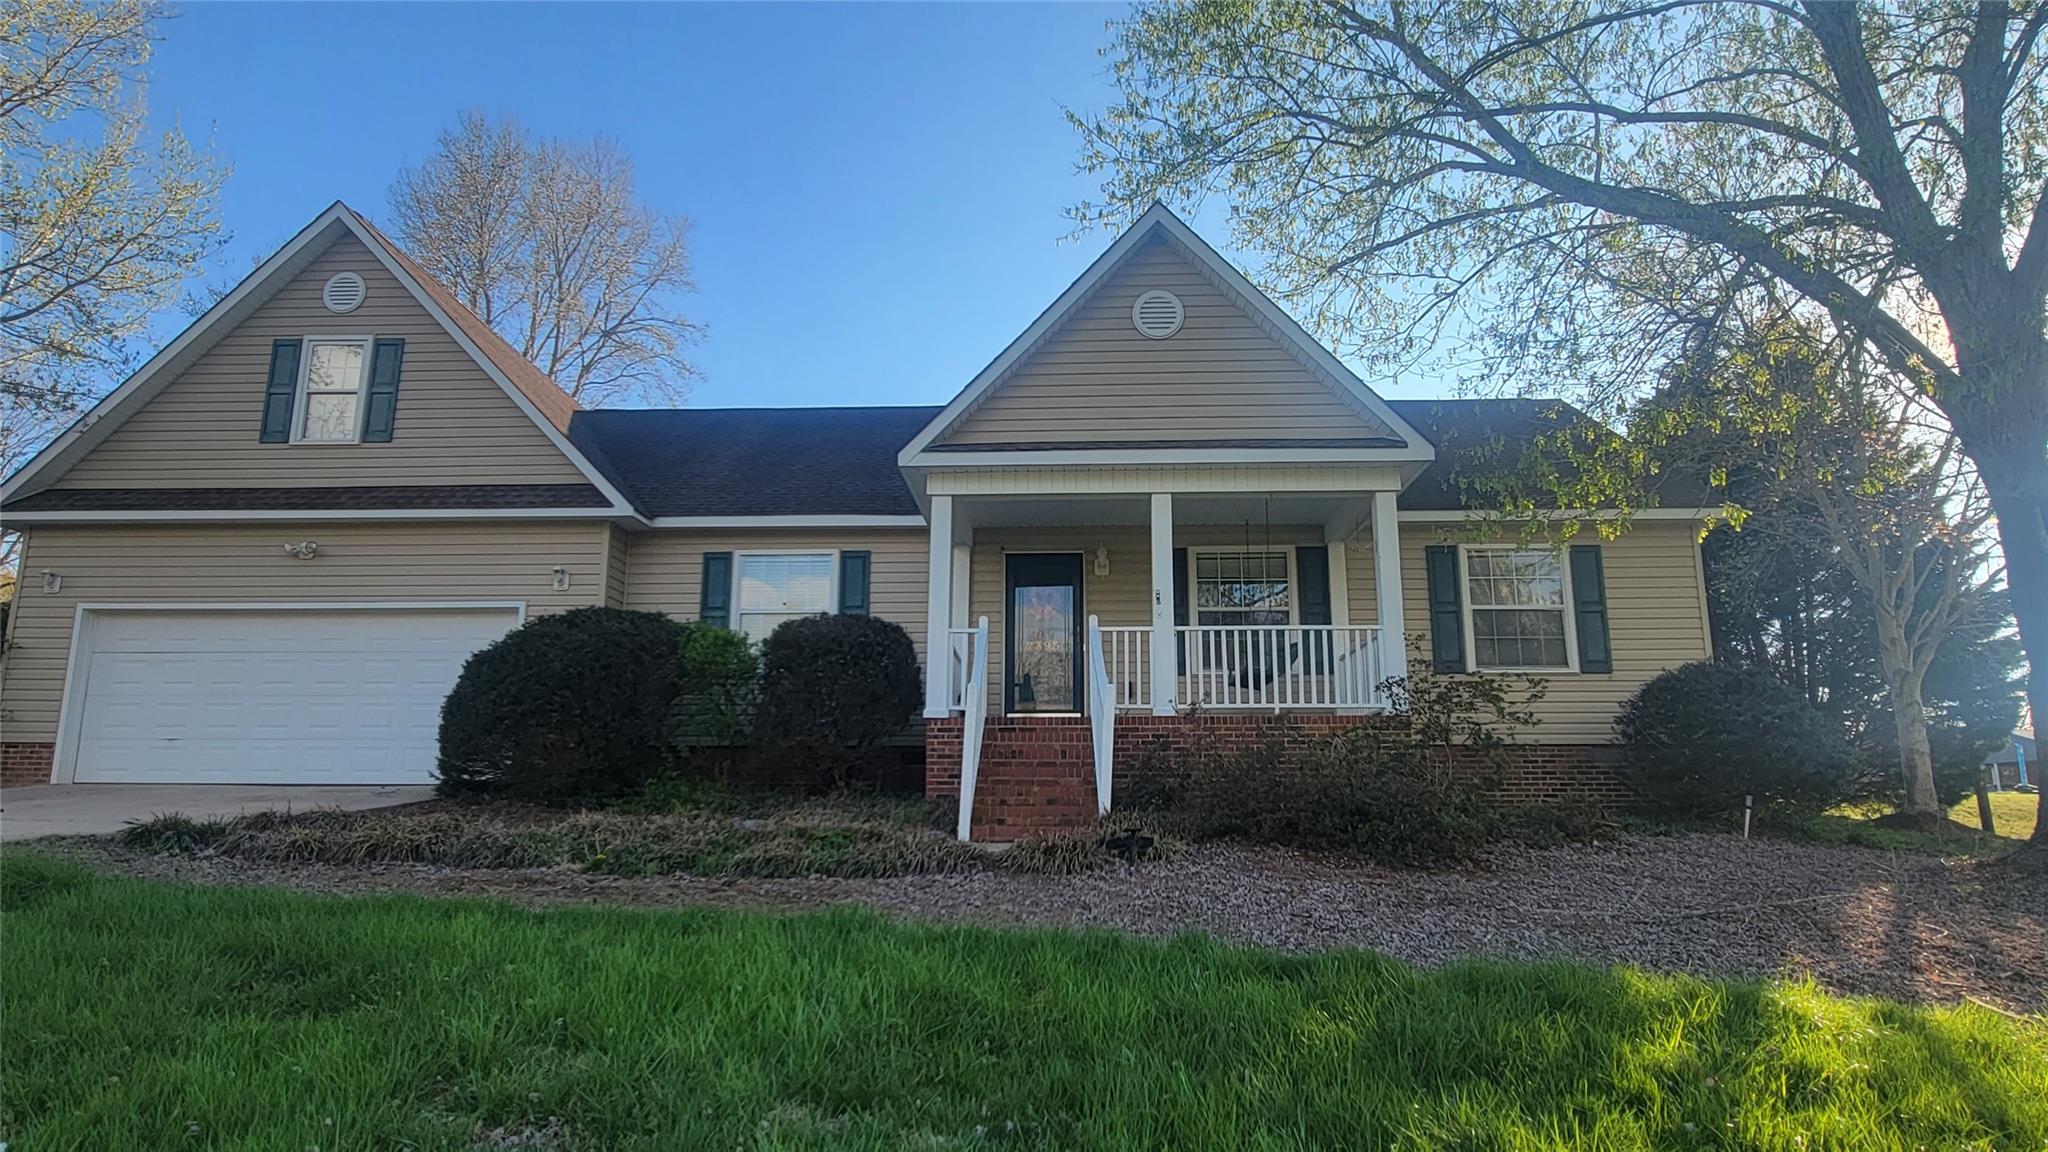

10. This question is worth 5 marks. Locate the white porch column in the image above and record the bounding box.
[924,495,955,718]
[1372,489,1407,684]
[1149,492,1176,714]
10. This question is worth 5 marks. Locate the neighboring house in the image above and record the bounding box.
[1984,729,2035,789]
[0,202,1717,839]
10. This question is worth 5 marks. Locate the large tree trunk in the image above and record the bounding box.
[1874,604,1942,818]
[1888,675,1941,819]
[1974,453,2048,846]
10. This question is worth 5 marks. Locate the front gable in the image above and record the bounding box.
[2,203,634,516]
[55,235,588,490]
[902,203,1432,465]
[936,236,1396,447]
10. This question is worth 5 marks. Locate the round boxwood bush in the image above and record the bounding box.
[750,614,921,788]
[1616,661,1859,817]
[438,607,690,802]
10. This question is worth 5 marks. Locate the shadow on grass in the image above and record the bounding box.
[3,852,2041,1150]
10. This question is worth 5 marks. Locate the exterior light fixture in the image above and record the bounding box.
[1095,545,1111,576]
[40,570,61,594]
[283,541,320,560]
[551,565,571,591]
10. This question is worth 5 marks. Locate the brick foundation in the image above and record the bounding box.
[1,743,55,788]
[923,712,1627,840]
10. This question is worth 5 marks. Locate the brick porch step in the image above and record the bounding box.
[968,717,1099,842]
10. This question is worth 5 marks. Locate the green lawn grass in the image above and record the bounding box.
[3,852,2042,1151]
[1800,791,2040,857]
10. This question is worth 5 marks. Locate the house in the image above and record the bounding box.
[1984,729,2035,790]
[0,202,1717,839]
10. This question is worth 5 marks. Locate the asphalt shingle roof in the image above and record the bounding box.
[563,397,1711,518]
[568,406,941,517]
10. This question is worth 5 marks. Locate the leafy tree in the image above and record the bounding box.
[1076,0,2048,843]
[1652,324,2006,818]
[1,0,228,568]
[388,110,702,406]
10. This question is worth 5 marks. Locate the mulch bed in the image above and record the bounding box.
[33,828,2045,1012]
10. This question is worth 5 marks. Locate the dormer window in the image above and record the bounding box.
[295,338,370,443]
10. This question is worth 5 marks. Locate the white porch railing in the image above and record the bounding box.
[1098,625,1153,711]
[1174,624,1387,711]
[1093,624,1389,712]
[951,616,990,842]
[1085,616,1114,816]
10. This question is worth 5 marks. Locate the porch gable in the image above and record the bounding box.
[899,203,1434,468]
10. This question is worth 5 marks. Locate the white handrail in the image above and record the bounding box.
[1173,624,1386,710]
[955,615,990,842]
[945,627,977,711]
[1086,615,1113,816]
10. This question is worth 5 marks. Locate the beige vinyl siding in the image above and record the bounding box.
[1398,522,1712,743]
[624,530,929,655]
[0,522,610,744]
[937,238,1393,446]
[54,236,589,490]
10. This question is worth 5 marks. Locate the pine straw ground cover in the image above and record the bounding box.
[115,792,1158,879]
[3,852,2042,1151]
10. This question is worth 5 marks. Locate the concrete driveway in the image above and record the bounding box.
[0,784,435,842]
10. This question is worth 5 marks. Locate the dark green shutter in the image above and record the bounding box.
[1425,545,1466,673]
[259,339,301,442]
[1295,545,1332,673]
[1296,546,1331,625]
[700,552,733,629]
[838,551,870,615]
[1569,545,1613,673]
[360,338,405,442]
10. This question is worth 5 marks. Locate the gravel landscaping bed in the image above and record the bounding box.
[38,829,2043,1011]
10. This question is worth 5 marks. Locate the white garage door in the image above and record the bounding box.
[67,606,520,784]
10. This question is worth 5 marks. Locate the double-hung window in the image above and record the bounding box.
[295,338,371,443]
[1465,548,1572,669]
[735,553,835,642]
[1192,550,1291,626]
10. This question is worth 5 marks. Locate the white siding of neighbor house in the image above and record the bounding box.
[935,238,1395,447]
[0,522,612,744]
[50,236,589,490]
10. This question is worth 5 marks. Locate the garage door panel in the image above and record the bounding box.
[69,607,516,784]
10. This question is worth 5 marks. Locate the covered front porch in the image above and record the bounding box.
[917,470,1410,840]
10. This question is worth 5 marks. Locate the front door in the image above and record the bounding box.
[1005,553,1084,714]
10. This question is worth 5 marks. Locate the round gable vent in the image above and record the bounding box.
[1131,289,1184,339]
[322,271,366,314]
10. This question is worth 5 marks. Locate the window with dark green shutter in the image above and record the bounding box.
[258,339,302,442]
[1424,545,1466,672]
[700,552,733,629]
[838,551,871,615]
[1171,546,1189,672]
[1569,545,1613,673]
[360,338,405,442]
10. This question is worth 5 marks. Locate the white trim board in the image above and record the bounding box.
[896,203,1436,468]
[48,599,528,785]
[0,201,639,517]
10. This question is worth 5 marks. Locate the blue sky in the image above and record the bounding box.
[143,3,1381,410]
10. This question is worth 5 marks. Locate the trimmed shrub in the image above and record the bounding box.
[437,607,689,802]
[1617,661,1859,817]
[750,614,921,789]
[674,624,759,745]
